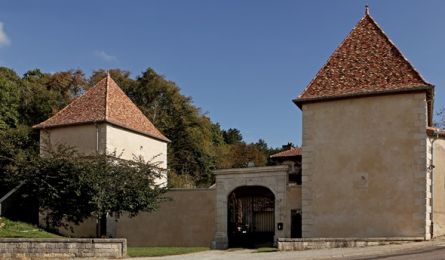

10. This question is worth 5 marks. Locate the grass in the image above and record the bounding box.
[0,217,60,238]
[127,247,208,257]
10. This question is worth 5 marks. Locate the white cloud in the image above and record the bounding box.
[94,50,117,62]
[0,22,10,47]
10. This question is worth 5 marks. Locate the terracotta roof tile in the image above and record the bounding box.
[270,147,302,158]
[294,12,433,106]
[33,75,169,142]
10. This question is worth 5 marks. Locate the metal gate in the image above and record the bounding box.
[228,186,275,248]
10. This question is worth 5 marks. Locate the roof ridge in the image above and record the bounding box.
[364,12,433,87]
[296,14,370,101]
[105,72,110,120]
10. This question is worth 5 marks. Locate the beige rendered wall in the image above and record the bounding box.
[39,124,107,155]
[432,138,445,237]
[105,124,167,185]
[105,124,167,168]
[301,93,428,239]
[114,188,216,247]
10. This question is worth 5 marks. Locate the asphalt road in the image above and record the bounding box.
[348,244,445,260]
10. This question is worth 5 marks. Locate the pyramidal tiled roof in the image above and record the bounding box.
[294,9,434,108]
[270,147,302,158]
[33,74,169,142]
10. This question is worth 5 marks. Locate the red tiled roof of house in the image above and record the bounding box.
[33,74,169,142]
[294,10,434,110]
[270,147,302,158]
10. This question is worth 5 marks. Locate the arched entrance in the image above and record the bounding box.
[227,186,275,248]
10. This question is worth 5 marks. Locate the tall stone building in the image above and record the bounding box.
[293,8,443,240]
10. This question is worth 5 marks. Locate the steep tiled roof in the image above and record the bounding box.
[294,11,434,110]
[270,147,302,158]
[33,75,169,142]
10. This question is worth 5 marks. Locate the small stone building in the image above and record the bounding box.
[33,74,169,186]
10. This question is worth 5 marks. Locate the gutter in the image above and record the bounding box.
[428,130,440,238]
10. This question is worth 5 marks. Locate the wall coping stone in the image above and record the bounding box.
[278,237,424,242]
[214,165,289,175]
[0,238,127,258]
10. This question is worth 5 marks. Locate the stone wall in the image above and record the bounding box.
[114,188,216,247]
[0,238,126,259]
[40,188,216,247]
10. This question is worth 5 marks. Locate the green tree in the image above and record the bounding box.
[11,148,166,234]
[222,128,243,144]
[0,67,21,129]
[126,68,220,186]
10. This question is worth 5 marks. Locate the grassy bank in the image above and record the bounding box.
[127,247,208,257]
[0,217,60,238]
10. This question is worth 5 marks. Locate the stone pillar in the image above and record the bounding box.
[212,179,228,249]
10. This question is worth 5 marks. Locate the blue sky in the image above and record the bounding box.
[0,0,444,147]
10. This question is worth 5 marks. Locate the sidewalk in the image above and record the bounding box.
[129,238,445,260]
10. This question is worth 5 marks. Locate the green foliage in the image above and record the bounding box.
[215,142,267,169]
[0,125,36,193]
[10,148,167,227]
[223,128,243,144]
[0,67,21,129]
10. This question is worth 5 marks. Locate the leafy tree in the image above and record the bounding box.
[0,125,36,195]
[216,142,267,169]
[47,69,87,104]
[222,128,243,144]
[10,148,167,234]
[124,68,220,186]
[0,67,21,129]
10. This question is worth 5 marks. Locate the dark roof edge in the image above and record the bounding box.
[293,85,434,108]
[426,127,445,139]
[33,120,171,143]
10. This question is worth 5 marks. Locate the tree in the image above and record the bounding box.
[9,148,167,235]
[216,142,267,169]
[222,128,243,144]
[0,67,21,129]
[125,68,221,186]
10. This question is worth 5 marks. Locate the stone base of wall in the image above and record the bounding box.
[278,237,424,251]
[0,238,127,259]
